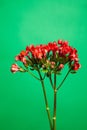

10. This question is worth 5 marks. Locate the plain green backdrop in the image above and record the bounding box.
[0,0,87,130]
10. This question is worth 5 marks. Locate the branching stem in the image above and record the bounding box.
[57,69,71,91]
[38,69,53,130]
[53,73,57,130]
[49,74,54,89]
[27,69,40,81]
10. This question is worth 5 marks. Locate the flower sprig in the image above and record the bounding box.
[11,39,81,130]
[11,40,81,74]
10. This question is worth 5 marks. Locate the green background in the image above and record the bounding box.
[0,0,87,130]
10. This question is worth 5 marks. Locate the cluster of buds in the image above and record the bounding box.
[11,40,81,74]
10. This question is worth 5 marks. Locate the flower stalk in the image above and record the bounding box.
[53,73,57,130]
[57,69,71,91]
[49,74,54,89]
[11,39,81,130]
[38,69,53,130]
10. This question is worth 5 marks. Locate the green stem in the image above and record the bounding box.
[49,74,54,89]
[53,73,57,130]
[38,70,53,130]
[27,69,40,81]
[57,69,71,91]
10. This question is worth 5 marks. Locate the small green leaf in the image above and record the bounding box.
[56,71,61,75]
[30,68,34,71]
[71,71,77,74]
[41,69,48,73]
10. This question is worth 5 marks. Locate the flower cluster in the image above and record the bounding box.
[11,40,81,74]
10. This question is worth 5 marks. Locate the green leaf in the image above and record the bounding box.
[41,69,48,73]
[30,68,34,71]
[71,71,77,74]
[56,71,61,75]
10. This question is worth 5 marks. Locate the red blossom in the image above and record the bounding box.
[50,61,55,68]
[20,50,26,56]
[58,64,64,69]
[59,45,71,56]
[11,64,19,73]
[51,65,55,68]
[15,55,26,64]
[48,42,58,53]
[73,62,81,70]
[11,39,81,73]
[58,40,63,45]
[51,61,55,65]
[69,48,78,61]
[63,41,68,46]
[58,40,72,56]
[32,46,43,59]
[15,50,27,64]
[69,53,78,61]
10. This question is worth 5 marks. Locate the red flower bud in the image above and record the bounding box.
[63,41,68,46]
[51,61,55,65]
[11,64,19,73]
[20,50,26,56]
[73,62,81,70]
[58,40,63,45]
[58,64,64,69]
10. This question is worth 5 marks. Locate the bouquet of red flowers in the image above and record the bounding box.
[11,39,81,130]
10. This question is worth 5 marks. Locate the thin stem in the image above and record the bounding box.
[38,70,53,130]
[42,73,46,80]
[49,74,54,89]
[53,73,57,130]
[57,69,71,91]
[27,69,40,81]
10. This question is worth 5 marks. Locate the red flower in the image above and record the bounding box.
[63,41,68,46]
[58,40,68,46]
[58,40,63,45]
[32,45,43,59]
[47,42,59,55]
[11,64,19,73]
[26,45,35,52]
[15,55,26,64]
[15,50,27,64]
[73,62,81,70]
[58,64,64,69]
[20,50,26,56]
[12,39,81,73]
[69,48,78,61]
[51,62,55,68]
[59,42,72,56]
